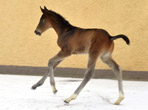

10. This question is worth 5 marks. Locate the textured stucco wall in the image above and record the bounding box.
[0,0,148,71]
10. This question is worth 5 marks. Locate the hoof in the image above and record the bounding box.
[53,90,58,94]
[64,94,77,104]
[64,100,69,104]
[31,85,37,90]
[114,102,120,105]
[114,92,124,105]
[52,85,57,94]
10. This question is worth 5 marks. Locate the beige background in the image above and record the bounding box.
[0,0,148,71]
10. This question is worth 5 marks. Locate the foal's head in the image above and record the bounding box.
[34,6,52,36]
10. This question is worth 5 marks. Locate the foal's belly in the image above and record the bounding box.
[72,46,89,55]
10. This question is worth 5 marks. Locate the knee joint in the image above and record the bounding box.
[48,59,55,66]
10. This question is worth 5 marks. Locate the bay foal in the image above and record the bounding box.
[32,6,130,105]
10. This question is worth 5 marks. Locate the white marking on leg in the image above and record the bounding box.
[52,85,57,94]
[114,91,124,105]
[64,94,78,103]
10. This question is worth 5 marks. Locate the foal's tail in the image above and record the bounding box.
[110,34,130,45]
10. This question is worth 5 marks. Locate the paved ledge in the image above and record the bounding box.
[0,65,148,81]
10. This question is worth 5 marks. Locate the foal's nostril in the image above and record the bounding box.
[34,30,41,36]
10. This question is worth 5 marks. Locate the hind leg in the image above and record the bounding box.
[64,52,98,103]
[101,55,124,105]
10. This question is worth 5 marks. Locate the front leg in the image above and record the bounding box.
[32,50,71,93]
[31,60,61,90]
[31,71,49,90]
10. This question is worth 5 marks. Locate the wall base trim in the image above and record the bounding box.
[0,65,148,81]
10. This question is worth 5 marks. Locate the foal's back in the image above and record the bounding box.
[66,28,113,56]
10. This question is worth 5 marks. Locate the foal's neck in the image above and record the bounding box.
[49,17,74,36]
[53,22,74,36]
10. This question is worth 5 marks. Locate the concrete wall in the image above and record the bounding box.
[0,0,148,71]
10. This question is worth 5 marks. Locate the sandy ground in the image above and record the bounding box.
[0,74,148,110]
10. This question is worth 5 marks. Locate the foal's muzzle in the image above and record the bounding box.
[34,30,41,36]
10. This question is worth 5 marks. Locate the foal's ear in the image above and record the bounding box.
[40,6,48,14]
[44,6,48,11]
[40,6,44,13]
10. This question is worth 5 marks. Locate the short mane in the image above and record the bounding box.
[48,10,73,28]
